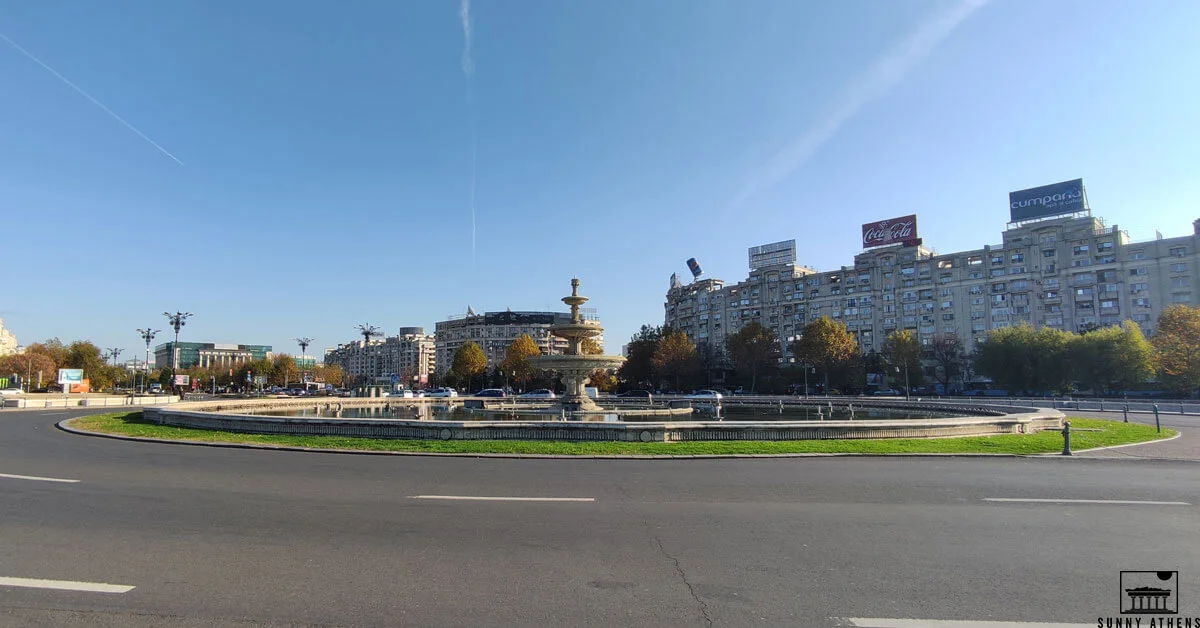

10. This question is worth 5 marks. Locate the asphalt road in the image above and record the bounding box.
[0,408,1197,627]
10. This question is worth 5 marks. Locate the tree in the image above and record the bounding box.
[974,324,1075,395]
[579,337,603,355]
[881,330,924,390]
[270,355,297,387]
[929,334,966,394]
[63,340,115,391]
[1152,305,1200,396]
[313,363,345,387]
[451,342,487,391]
[0,352,57,390]
[789,317,857,393]
[725,321,780,393]
[617,325,662,390]
[34,339,69,370]
[652,329,700,391]
[1070,321,1155,395]
[502,334,541,392]
[587,368,617,393]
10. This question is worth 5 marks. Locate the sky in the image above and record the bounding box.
[2,0,1198,362]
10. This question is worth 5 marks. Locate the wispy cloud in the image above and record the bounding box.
[732,0,987,207]
[0,31,184,165]
[460,0,474,77]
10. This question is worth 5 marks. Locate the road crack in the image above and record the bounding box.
[654,535,713,627]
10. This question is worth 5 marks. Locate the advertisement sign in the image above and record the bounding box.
[862,215,918,248]
[57,369,84,385]
[485,312,556,326]
[1009,179,1084,222]
[173,374,190,386]
[686,258,703,278]
[748,240,797,270]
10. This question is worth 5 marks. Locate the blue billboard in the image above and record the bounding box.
[1009,179,1084,222]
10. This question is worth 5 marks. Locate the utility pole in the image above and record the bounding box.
[163,312,193,391]
[137,328,160,394]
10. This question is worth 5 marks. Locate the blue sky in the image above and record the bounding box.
[2,0,1198,361]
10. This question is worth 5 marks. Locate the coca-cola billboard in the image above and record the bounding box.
[861,215,918,248]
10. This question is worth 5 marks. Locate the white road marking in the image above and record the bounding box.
[983,498,1190,506]
[0,576,134,593]
[410,495,594,502]
[0,472,80,484]
[842,618,1092,628]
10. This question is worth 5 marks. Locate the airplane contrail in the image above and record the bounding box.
[460,0,476,266]
[0,32,184,165]
[731,0,987,207]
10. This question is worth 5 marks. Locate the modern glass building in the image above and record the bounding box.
[154,342,272,370]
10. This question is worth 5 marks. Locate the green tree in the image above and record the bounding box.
[725,321,780,393]
[451,341,487,391]
[652,329,700,391]
[502,334,542,391]
[974,324,1075,394]
[929,333,966,394]
[1070,321,1155,395]
[789,317,857,393]
[62,340,115,391]
[271,355,297,387]
[1152,305,1200,395]
[881,330,925,390]
[35,339,69,370]
[617,325,662,390]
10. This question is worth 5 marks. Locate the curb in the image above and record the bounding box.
[53,418,1175,461]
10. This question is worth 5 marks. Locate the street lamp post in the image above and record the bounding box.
[105,348,123,393]
[137,328,160,394]
[896,365,910,400]
[163,312,192,392]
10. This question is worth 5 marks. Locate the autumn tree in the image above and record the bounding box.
[789,317,857,393]
[270,355,297,387]
[451,342,487,391]
[617,325,662,390]
[726,321,780,393]
[313,363,345,387]
[929,334,966,394]
[652,328,700,391]
[881,330,925,390]
[579,337,603,355]
[62,340,118,391]
[502,334,541,392]
[587,368,618,393]
[1152,305,1200,396]
[0,352,57,390]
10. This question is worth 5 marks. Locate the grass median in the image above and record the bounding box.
[63,412,1174,456]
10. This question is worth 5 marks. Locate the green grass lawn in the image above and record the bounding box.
[64,412,1174,456]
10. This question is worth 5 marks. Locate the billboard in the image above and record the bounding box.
[484,311,556,326]
[686,258,703,278]
[748,240,797,270]
[1009,179,1084,222]
[173,374,190,386]
[57,369,84,385]
[861,215,918,248]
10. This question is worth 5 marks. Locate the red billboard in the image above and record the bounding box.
[861,215,918,248]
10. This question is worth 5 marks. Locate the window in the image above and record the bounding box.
[969,285,983,295]
[1133,298,1151,308]
[942,313,954,321]
[1010,252,1024,263]
[1174,293,1192,303]
[1010,266,1026,274]
[991,294,1007,305]
[1045,290,1059,300]
[941,300,953,309]
[1130,251,1146,260]
[1129,267,1148,276]
[1075,287,1094,297]
[1043,249,1056,258]
[1172,277,1191,289]
[1072,244,1089,255]
[969,270,984,280]
[990,255,1004,266]
[1096,241,1113,252]
[971,297,984,306]
[940,288,953,296]
[967,255,982,266]
[992,283,1007,293]
[1170,263,1188,273]
[991,269,1006,278]
[1010,280,1028,291]
[1131,283,1148,293]
[1100,299,1118,310]
[1170,246,1187,257]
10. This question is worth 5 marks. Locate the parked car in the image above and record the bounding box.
[149,383,163,394]
[687,390,723,401]
[0,387,24,396]
[871,388,900,396]
[618,390,652,399]
[475,389,506,398]
[427,388,459,398]
[386,390,415,398]
[520,389,556,399]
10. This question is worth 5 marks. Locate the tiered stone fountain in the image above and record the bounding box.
[530,278,627,413]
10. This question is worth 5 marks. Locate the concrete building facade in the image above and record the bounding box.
[666,210,1199,378]
[0,318,18,356]
[324,327,435,385]
[154,342,273,370]
[434,310,602,376]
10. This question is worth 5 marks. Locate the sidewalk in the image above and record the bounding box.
[1075,426,1199,461]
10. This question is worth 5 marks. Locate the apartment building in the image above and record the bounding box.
[433,310,601,376]
[324,327,435,385]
